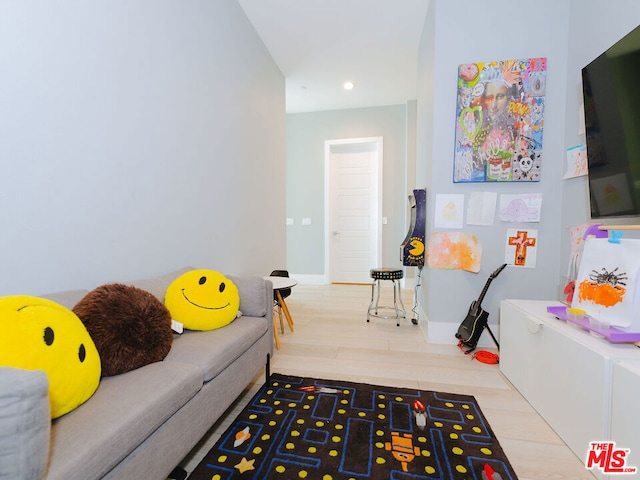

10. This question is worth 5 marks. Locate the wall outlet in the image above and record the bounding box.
[286,217,294,225]
[302,217,312,225]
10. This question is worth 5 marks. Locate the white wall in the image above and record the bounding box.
[286,105,408,277]
[561,0,640,277]
[416,0,571,339]
[0,0,286,295]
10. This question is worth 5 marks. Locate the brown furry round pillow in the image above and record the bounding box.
[73,283,173,377]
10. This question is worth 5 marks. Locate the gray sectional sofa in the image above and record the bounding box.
[0,267,274,480]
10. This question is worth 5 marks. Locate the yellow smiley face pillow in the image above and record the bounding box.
[0,296,101,419]
[164,269,240,331]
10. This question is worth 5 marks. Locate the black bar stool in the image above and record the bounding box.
[367,268,406,326]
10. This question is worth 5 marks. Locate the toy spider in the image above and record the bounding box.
[589,267,627,288]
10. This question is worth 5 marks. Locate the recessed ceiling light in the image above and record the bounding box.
[343,81,355,90]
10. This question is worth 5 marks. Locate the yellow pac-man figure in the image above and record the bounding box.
[165,269,240,331]
[0,296,101,418]
[409,238,425,256]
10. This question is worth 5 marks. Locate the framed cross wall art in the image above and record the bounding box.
[453,57,547,182]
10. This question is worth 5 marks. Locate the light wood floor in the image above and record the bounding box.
[179,283,594,479]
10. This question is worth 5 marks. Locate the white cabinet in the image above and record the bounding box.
[500,299,640,475]
[611,360,640,473]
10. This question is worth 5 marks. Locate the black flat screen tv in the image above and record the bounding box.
[582,24,640,219]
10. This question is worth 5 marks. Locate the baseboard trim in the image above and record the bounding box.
[427,320,500,348]
[289,273,328,284]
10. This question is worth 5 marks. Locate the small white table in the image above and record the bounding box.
[263,276,298,349]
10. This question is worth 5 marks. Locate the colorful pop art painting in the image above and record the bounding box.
[454,57,546,182]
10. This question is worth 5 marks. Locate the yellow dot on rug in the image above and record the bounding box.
[260,399,266,404]
[450,433,459,440]
[376,430,384,436]
[332,436,341,443]
[276,465,285,473]
[289,403,296,408]
[316,421,324,427]
[338,409,346,414]
[422,449,431,457]
[375,442,384,448]
[286,442,295,450]
[273,382,280,386]
[298,470,308,478]
[335,424,343,430]
[217,455,227,462]
[434,422,443,427]
[275,409,283,415]
[425,466,436,474]
[253,447,262,454]
[303,405,310,410]
[378,414,385,420]
[453,424,462,430]
[462,404,470,409]
[213,475,222,480]
[341,399,348,404]
[269,421,277,426]
[267,388,274,394]
[358,412,366,417]
[473,426,482,433]
[481,447,493,455]
[308,395,315,400]
[452,447,463,455]
[466,414,475,420]
[291,430,300,437]
[445,402,454,408]
[308,446,317,453]
[297,419,305,425]
[456,465,468,473]
[262,434,270,441]
[323,475,333,480]
[378,403,386,409]
[285,383,292,388]
[378,394,386,399]
[343,389,350,394]
[274,400,281,405]
[418,436,426,443]
[376,457,386,464]
[329,450,338,457]
[249,414,257,420]
[395,396,403,402]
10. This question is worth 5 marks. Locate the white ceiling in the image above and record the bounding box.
[237,0,430,113]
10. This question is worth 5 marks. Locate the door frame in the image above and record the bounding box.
[324,136,383,284]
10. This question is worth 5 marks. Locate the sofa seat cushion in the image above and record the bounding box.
[46,361,202,480]
[164,315,268,382]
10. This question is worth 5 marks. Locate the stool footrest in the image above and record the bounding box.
[366,270,406,326]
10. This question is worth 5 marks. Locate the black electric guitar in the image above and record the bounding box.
[455,263,507,353]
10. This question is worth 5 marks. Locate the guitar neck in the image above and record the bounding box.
[472,264,507,313]
[473,280,492,312]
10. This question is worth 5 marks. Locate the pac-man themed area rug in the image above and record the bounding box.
[187,373,518,480]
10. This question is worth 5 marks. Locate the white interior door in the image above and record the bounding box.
[325,137,382,284]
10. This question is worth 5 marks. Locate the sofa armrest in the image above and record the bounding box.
[227,275,270,318]
[0,367,50,480]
